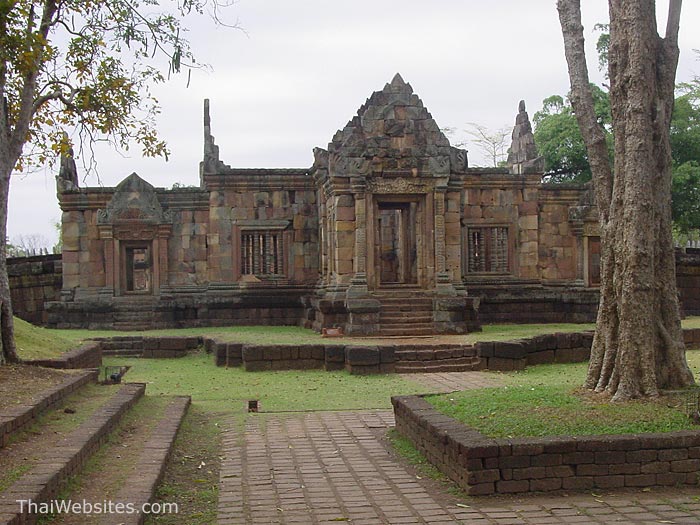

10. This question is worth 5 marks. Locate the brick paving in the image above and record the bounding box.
[401,371,503,393]
[218,409,700,525]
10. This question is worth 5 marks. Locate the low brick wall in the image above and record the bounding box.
[212,342,399,374]
[392,395,700,495]
[28,341,102,369]
[94,336,202,358]
[476,331,595,371]
[0,369,98,448]
[241,344,326,371]
[0,383,145,525]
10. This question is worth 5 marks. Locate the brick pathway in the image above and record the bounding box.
[402,371,503,393]
[218,410,700,525]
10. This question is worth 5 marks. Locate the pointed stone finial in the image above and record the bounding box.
[391,73,405,86]
[202,98,220,173]
[204,98,211,130]
[507,100,544,174]
[56,132,79,192]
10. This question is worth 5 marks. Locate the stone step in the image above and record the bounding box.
[0,369,98,449]
[380,314,433,323]
[395,357,484,373]
[0,383,146,525]
[112,322,153,331]
[101,349,144,357]
[379,298,433,306]
[379,326,435,337]
[382,322,433,329]
[94,397,190,525]
[381,307,433,315]
[395,347,477,360]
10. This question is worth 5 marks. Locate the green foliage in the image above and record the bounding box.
[533,85,611,183]
[672,161,700,234]
[594,23,610,73]
[0,0,229,172]
[671,87,700,167]
[534,74,700,233]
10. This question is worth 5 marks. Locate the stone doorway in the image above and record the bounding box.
[377,202,418,286]
[122,243,153,294]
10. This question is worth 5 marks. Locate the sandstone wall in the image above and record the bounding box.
[8,254,62,324]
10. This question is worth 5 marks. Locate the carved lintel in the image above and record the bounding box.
[367,177,432,194]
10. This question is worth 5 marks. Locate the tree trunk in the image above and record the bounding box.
[0,164,19,364]
[558,0,694,400]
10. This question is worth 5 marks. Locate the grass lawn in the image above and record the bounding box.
[104,351,425,413]
[15,315,700,361]
[427,348,700,438]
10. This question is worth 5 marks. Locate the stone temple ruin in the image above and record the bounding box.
[48,74,602,334]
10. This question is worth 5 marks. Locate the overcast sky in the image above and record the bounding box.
[9,0,700,247]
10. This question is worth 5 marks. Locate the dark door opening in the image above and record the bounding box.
[378,202,417,285]
[124,244,152,294]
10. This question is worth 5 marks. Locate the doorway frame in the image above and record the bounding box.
[367,194,430,290]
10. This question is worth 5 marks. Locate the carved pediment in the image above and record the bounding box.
[98,173,172,225]
[323,74,468,181]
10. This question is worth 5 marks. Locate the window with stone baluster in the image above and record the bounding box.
[240,230,285,276]
[466,226,510,273]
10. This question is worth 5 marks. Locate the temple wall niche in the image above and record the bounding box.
[333,194,355,282]
[462,180,540,280]
[444,191,462,281]
[538,188,581,282]
[212,187,319,284]
[62,208,106,292]
[167,209,208,286]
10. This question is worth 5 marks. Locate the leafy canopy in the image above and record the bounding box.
[533,85,611,183]
[0,0,229,172]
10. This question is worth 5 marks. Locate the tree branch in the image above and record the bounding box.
[557,0,613,218]
[9,0,59,160]
[665,0,682,42]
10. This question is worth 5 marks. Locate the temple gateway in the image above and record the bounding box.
[49,74,601,334]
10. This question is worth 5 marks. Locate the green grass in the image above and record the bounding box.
[428,349,700,438]
[467,322,594,342]
[147,406,222,525]
[15,317,77,360]
[15,315,700,361]
[104,351,425,413]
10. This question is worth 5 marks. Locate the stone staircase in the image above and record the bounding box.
[0,369,189,525]
[374,289,435,336]
[394,344,483,373]
[112,297,157,330]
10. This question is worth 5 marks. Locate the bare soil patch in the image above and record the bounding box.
[0,364,78,411]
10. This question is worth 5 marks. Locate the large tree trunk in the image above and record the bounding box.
[0,164,19,364]
[558,0,694,400]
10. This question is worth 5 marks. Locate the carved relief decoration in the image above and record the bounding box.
[367,177,433,194]
[97,172,172,226]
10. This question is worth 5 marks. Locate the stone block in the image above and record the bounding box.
[495,480,529,494]
[530,478,562,492]
[345,364,380,375]
[493,341,527,359]
[242,345,264,362]
[325,345,346,363]
[345,346,380,366]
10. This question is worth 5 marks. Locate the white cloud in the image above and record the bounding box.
[9,0,700,244]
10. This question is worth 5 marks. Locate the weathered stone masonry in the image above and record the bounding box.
[43,74,656,333]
